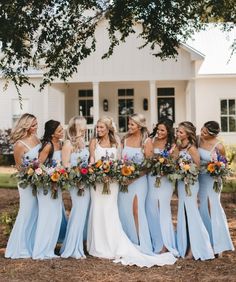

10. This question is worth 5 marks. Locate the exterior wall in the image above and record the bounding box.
[195,77,236,144]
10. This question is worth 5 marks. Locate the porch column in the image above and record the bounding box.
[93,81,100,124]
[149,80,157,129]
[186,79,196,124]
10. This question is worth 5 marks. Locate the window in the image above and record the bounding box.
[12,99,29,125]
[78,90,93,124]
[220,99,236,132]
[118,89,134,132]
[157,88,175,122]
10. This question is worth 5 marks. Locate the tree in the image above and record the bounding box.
[0,0,235,101]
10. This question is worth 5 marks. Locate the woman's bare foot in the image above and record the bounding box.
[185,249,193,260]
[159,246,168,254]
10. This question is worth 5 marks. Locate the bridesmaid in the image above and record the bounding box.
[5,113,41,258]
[175,121,214,260]
[198,121,234,255]
[146,118,178,256]
[32,120,65,259]
[60,116,90,259]
[118,113,153,255]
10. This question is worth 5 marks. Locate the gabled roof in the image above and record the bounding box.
[187,24,236,75]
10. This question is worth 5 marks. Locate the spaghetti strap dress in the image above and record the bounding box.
[60,148,90,258]
[146,148,178,256]
[198,143,234,254]
[5,142,41,259]
[118,142,152,255]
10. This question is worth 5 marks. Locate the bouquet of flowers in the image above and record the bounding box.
[115,155,142,193]
[206,150,232,193]
[68,157,96,196]
[171,152,199,196]
[42,159,70,199]
[145,149,176,188]
[93,151,116,194]
[14,156,41,196]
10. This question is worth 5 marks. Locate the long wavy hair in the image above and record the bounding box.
[178,121,197,146]
[65,116,87,150]
[96,117,119,147]
[123,113,149,146]
[149,118,174,150]
[10,113,36,143]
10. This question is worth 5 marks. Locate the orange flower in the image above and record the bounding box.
[103,161,110,173]
[95,160,103,168]
[27,167,34,176]
[121,166,132,176]
[183,164,190,171]
[207,163,215,173]
[51,172,60,182]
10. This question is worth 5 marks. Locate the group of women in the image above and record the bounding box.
[5,112,234,267]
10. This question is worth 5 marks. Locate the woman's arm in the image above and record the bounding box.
[144,138,153,158]
[89,138,96,164]
[61,140,72,168]
[38,143,52,164]
[13,142,26,170]
[188,146,200,168]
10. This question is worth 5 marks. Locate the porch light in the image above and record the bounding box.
[103,99,109,111]
[143,98,148,111]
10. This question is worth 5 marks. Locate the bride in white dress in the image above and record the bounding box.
[87,117,177,267]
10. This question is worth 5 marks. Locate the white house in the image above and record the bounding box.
[0,22,236,144]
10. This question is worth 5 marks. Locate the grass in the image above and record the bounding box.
[0,173,17,189]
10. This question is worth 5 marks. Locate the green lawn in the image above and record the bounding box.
[0,173,17,188]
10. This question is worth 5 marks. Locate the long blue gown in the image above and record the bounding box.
[146,148,178,256]
[5,141,41,259]
[60,148,91,259]
[118,145,152,255]
[176,150,214,260]
[32,151,64,259]
[198,145,234,254]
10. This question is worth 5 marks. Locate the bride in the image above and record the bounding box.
[87,117,177,267]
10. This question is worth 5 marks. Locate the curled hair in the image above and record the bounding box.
[178,121,197,146]
[96,116,119,147]
[204,121,220,136]
[149,118,174,150]
[10,113,36,143]
[124,113,149,146]
[65,116,87,149]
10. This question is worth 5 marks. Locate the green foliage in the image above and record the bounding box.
[0,205,18,236]
[0,173,17,188]
[225,144,236,175]
[0,1,235,101]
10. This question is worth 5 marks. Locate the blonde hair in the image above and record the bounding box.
[96,116,119,147]
[65,116,87,150]
[11,113,36,143]
[124,113,149,145]
[178,121,197,146]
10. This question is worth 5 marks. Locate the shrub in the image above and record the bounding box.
[0,129,14,166]
[0,205,18,236]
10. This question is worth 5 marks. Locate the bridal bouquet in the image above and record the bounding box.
[145,149,176,188]
[115,155,142,193]
[206,150,232,193]
[172,152,199,196]
[42,160,70,199]
[93,152,116,194]
[68,157,96,196]
[14,156,41,196]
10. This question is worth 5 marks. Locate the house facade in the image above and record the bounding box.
[0,22,236,144]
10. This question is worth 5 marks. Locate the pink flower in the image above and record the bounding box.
[80,168,88,175]
[35,167,43,175]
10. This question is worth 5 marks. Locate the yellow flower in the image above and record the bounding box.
[121,166,132,176]
[103,162,110,173]
[95,160,103,168]
[159,157,165,163]
[27,168,34,176]
[51,172,60,182]
[183,164,190,171]
[88,167,94,174]
[207,163,215,173]
[129,165,135,172]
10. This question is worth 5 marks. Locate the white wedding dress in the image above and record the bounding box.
[87,144,177,267]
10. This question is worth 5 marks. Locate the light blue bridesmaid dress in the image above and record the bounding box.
[5,141,41,259]
[176,149,214,260]
[198,143,234,254]
[146,148,178,256]
[118,143,152,255]
[60,148,91,259]
[32,150,64,259]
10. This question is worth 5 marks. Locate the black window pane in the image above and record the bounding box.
[126,89,134,96]
[126,99,134,115]
[79,89,93,97]
[118,89,126,96]
[221,100,227,115]
[229,99,235,115]
[87,90,93,97]
[157,88,175,97]
[221,117,228,132]
[119,116,127,133]
[79,100,86,116]
[229,116,236,132]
